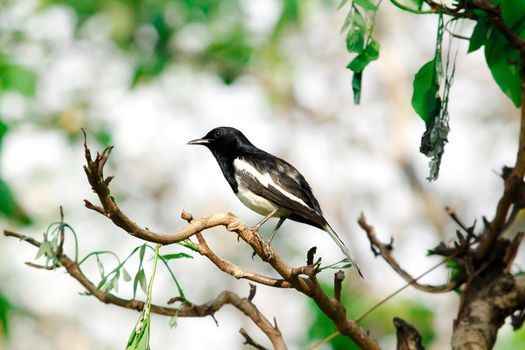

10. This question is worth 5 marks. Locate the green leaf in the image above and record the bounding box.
[411,59,439,124]
[35,240,53,260]
[178,240,200,252]
[123,268,132,282]
[160,253,193,261]
[345,10,365,53]
[354,0,378,11]
[126,318,150,350]
[500,0,525,30]
[352,72,363,104]
[484,30,521,107]
[468,18,489,53]
[134,268,147,297]
[346,39,379,72]
[168,315,178,329]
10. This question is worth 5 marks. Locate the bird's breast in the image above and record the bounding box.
[235,185,290,217]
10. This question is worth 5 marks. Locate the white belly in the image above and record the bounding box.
[235,186,290,217]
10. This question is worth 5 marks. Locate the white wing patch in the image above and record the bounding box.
[233,158,310,210]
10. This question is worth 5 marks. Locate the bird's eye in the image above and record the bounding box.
[214,129,223,139]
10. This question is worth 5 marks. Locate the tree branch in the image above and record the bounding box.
[3,229,287,350]
[451,273,525,349]
[358,213,458,293]
[80,135,381,349]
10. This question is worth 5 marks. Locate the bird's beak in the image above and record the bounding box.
[187,137,211,145]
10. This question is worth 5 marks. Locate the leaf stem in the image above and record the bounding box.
[390,0,433,14]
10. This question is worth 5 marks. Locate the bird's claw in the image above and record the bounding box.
[250,240,274,261]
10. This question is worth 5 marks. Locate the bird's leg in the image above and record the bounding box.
[267,217,286,244]
[250,208,278,232]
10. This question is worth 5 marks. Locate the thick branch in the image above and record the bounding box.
[451,274,525,350]
[3,229,286,350]
[358,213,458,293]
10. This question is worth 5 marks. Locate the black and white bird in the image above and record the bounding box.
[188,126,362,276]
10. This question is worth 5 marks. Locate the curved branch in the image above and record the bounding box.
[3,229,286,350]
[81,136,381,349]
[358,213,458,293]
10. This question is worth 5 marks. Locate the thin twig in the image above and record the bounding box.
[4,229,287,350]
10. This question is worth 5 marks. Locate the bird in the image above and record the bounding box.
[188,126,362,276]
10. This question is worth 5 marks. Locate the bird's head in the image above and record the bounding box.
[187,127,251,155]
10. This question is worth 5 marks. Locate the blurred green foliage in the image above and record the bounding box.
[0,291,13,339]
[42,0,301,85]
[306,280,435,349]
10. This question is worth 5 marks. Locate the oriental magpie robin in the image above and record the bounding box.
[188,127,362,276]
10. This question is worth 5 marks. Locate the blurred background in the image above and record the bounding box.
[0,0,523,349]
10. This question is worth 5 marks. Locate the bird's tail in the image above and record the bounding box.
[323,223,363,278]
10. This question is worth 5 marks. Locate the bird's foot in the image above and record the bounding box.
[250,240,274,261]
[248,224,262,233]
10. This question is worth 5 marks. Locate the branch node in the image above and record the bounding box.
[333,270,345,302]
[181,210,194,222]
[307,246,317,265]
[248,283,257,301]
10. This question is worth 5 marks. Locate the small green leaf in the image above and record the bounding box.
[139,244,146,262]
[123,268,132,282]
[126,318,150,350]
[346,39,379,72]
[468,18,489,53]
[168,315,178,328]
[352,72,363,104]
[346,16,365,53]
[354,0,378,11]
[35,241,51,260]
[178,240,200,252]
[134,268,147,297]
[160,253,193,261]
[411,59,439,124]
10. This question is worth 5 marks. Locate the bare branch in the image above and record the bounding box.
[333,271,345,303]
[80,138,381,349]
[240,328,269,350]
[358,213,458,293]
[451,274,525,349]
[3,229,287,350]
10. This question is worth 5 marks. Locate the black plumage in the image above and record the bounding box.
[188,126,361,276]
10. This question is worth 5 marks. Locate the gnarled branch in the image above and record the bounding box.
[80,136,380,349]
[3,229,286,350]
[358,213,458,293]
